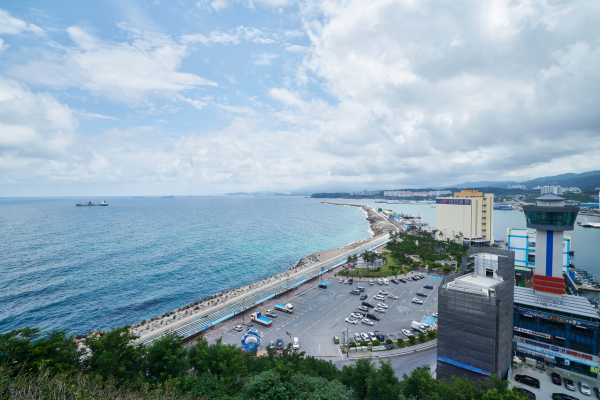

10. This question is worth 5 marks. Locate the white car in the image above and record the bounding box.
[579,381,591,396]
[377,303,389,309]
[368,332,378,342]
[344,280,348,284]
[293,337,300,350]
[402,329,413,337]
[432,312,438,318]
[339,279,343,283]
[412,298,423,304]
[374,307,386,313]
[233,324,244,332]
[377,280,384,285]
[374,295,385,301]
[369,279,375,285]
[351,312,364,319]
[388,294,399,299]
[360,332,370,342]
[345,318,359,324]
[362,319,374,326]
[378,291,389,296]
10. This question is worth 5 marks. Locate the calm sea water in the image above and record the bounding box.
[0,196,371,335]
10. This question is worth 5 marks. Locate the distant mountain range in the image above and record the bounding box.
[454,170,600,191]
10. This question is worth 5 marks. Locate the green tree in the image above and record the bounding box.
[84,326,144,387]
[407,335,416,344]
[0,327,82,375]
[145,331,188,384]
[339,357,375,399]
[188,337,247,392]
[366,360,400,400]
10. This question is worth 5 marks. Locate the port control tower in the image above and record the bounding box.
[523,194,579,297]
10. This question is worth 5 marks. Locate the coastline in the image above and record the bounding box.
[73,201,395,350]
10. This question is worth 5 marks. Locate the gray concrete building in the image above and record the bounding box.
[437,247,515,382]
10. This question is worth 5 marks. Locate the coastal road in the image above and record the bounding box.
[336,347,437,379]
[208,273,440,360]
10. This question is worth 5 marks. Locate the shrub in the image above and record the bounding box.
[349,342,356,347]
[408,335,416,343]
[418,333,425,341]
[397,339,405,348]
[385,339,393,345]
[427,330,436,339]
[360,341,368,347]
[372,340,380,346]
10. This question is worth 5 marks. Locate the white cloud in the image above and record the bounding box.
[253,52,277,65]
[0,8,44,36]
[11,25,216,105]
[0,38,8,52]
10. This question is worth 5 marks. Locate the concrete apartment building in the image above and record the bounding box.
[437,247,515,381]
[435,190,494,243]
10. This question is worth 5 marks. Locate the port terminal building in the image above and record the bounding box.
[435,190,494,244]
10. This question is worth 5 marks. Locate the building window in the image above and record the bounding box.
[529,242,536,248]
[528,254,536,262]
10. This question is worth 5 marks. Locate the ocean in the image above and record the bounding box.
[0,196,371,335]
[2,196,598,335]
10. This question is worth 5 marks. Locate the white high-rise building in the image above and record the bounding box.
[435,190,494,243]
[540,185,562,195]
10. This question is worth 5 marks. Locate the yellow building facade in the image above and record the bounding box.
[435,190,494,243]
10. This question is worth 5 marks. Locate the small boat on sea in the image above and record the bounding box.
[76,200,108,207]
[162,196,174,198]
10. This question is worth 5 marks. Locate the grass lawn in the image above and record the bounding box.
[337,252,416,278]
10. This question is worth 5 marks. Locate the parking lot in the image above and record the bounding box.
[509,364,600,400]
[206,273,440,357]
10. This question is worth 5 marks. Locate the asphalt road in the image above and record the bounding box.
[335,347,438,379]
[212,274,440,359]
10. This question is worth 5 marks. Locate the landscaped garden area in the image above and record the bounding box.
[337,228,469,278]
[342,329,438,353]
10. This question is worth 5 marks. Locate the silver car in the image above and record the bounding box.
[377,303,389,309]
[361,319,374,326]
[388,294,399,299]
[345,318,359,325]
[368,332,378,341]
[412,298,423,304]
[579,380,591,395]
[374,307,386,313]
[360,333,370,342]
[402,329,412,337]
[351,312,364,319]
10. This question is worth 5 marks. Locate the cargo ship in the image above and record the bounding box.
[76,201,108,207]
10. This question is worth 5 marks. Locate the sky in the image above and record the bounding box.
[1,0,600,196]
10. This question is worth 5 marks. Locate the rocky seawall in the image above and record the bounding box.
[73,201,394,351]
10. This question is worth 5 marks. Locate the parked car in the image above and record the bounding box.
[351,312,364,319]
[344,280,348,284]
[377,303,389,309]
[269,339,275,348]
[399,279,407,283]
[362,301,375,308]
[358,305,369,312]
[594,386,600,398]
[333,336,339,344]
[391,279,399,284]
[369,280,375,285]
[345,318,358,324]
[276,338,284,350]
[233,324,244,332]
[564,378,576,391]
[374,331,384,341]
[432,312,438,318]
[360,294,368,300]
[368,332,378,342]
[416,291,428,297]
[264,310,277,318]
[357,287,365,292]
[579,381,591,396]
[515,375,540,389]
[339,279,343,283]
[552,394,579,400]
[412,298,423,304]
[424,284,434,289]
[515,388,536,400]
[401,329,412,337]
[374,307,386,313]
[362,319,374,326]
[377,279,383,285]
[374,295,386,301]
[292,337,299,350]
[350,289,360,295]
[360,333,370,342]
[388,294,399,299]
[366,313,380,321]
[378,291,389,296]
[551,372,562,385]
[353,333,361,343]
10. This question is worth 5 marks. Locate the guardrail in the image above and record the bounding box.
[348,339,437,358]
[134,234,391,346]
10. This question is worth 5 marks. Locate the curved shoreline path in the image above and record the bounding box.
[134,232,392,346]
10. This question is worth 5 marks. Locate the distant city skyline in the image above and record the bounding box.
[1,1,600,196]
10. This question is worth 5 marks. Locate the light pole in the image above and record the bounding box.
[346,326,349,358]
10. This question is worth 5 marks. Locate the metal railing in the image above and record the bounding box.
[134,234,391,346]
